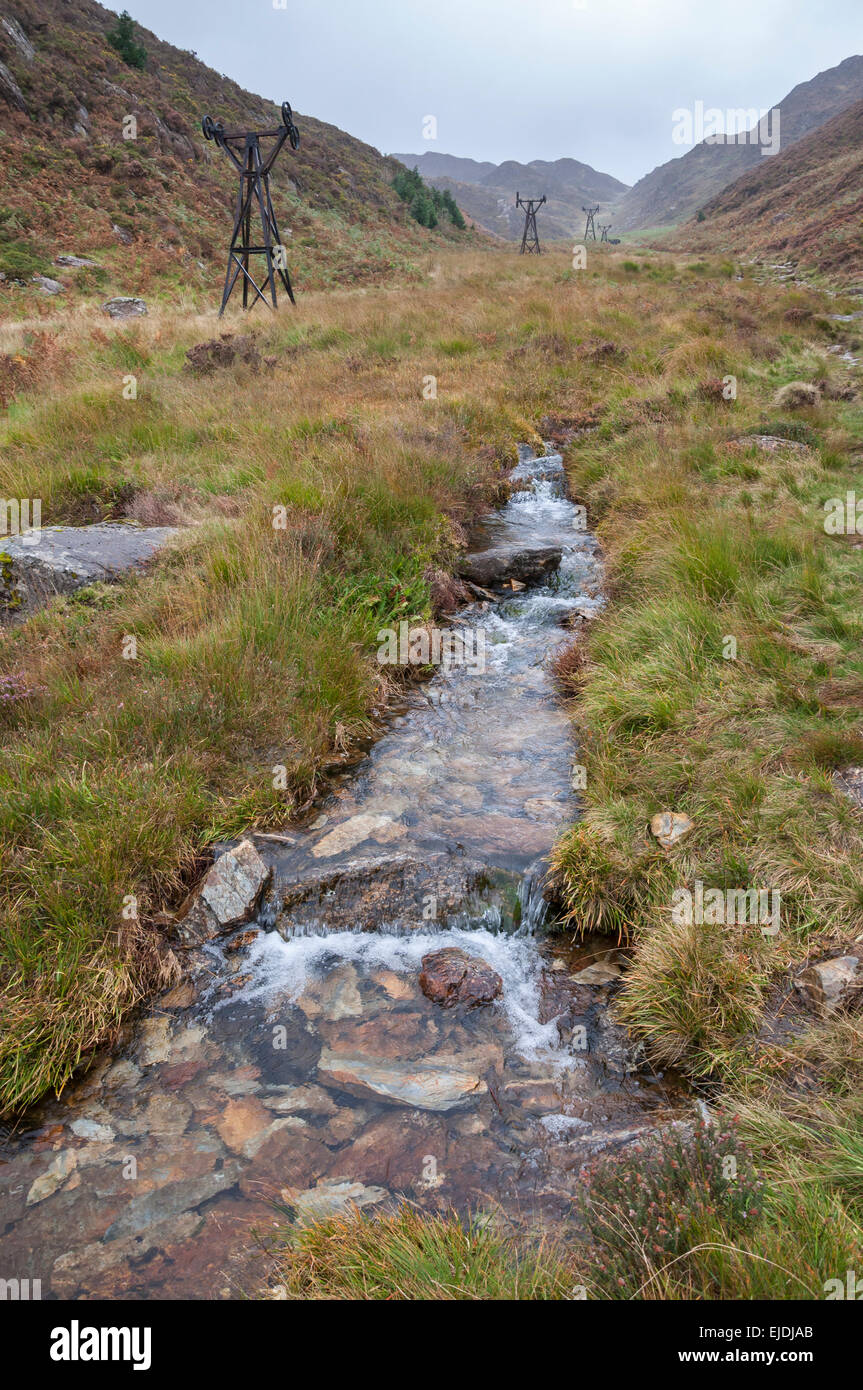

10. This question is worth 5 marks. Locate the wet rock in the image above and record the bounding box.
[136,1017,172,1066]
[52,1211,202,1297]
[215,1096,303,1158]
[569,958,623,986]
[310,812,395,859]
[772,381,820,410]
[103,1164,241,1241]
[650,811,694,850]
[284,1178,388,1225]
[794,955,863,1017]
[26,1151,78,1206]
[296,963,363,1021]
[0,523,178,620]
[102,296,147,318]
[456,544,562,589]
[185,333,262,375]
[263,1084,338,1117]
[318,1049,491,1111]
[69,1118,114,1143]
[419,947,503,1009]
[275,848,500,934]
[199,839,270,931]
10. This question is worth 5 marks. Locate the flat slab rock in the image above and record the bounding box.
[1,522,178,617]
[419,947,503,1008]
[456,544,561,589]
[102,297,147,318]
[317,1048,493,1111]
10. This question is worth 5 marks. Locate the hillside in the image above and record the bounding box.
[0,0,472,315]
[669,98,863,280]
[617,53,863,232]
[392,150,628,241]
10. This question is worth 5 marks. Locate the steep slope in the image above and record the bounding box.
[392,151,628,241]
[670,98,863,280]
[617,54,863,232]
[0,0,471,313]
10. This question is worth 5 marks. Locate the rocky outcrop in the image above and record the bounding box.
[456,544,561,589]
[419,947,502,1008]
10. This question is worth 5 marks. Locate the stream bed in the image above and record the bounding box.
[0,445,687,1299]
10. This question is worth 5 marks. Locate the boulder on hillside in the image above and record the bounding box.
[102,296,147,319]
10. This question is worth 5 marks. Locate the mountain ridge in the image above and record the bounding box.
[391,150,629,242]
[616,53,863,232]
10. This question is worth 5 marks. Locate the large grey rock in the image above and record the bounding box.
[199,839,270,930]
[32,275,64,295]
[0,522,178,619]
[102,296,147,319]
[794,955,863,1017]
[456,544,561,589]
[55,255,101,269]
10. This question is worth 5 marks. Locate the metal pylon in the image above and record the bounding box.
[202,101,300,315]
[582,205,599,240]
[516,192,546,254]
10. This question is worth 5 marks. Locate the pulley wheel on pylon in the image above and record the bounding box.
[202,114,217,141]
[281,101,300,149]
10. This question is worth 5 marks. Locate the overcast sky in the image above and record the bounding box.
[124,0,862,185]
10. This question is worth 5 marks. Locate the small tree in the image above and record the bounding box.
[107,10,147,70]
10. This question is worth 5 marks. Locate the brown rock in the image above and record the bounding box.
[419,948,503,1009]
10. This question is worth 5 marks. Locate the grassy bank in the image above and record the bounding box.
[2,248,862,1290]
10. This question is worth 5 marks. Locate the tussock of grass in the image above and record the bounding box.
[269,1207,574,1300]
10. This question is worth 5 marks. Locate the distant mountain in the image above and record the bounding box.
[392,152,629,242]
[670,98,863,281]
[617,54,863,232]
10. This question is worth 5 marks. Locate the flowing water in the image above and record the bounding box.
[0,446,686,1299]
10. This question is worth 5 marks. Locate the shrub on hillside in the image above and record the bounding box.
[107,11,147,70]
[579,1119,764,1297]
